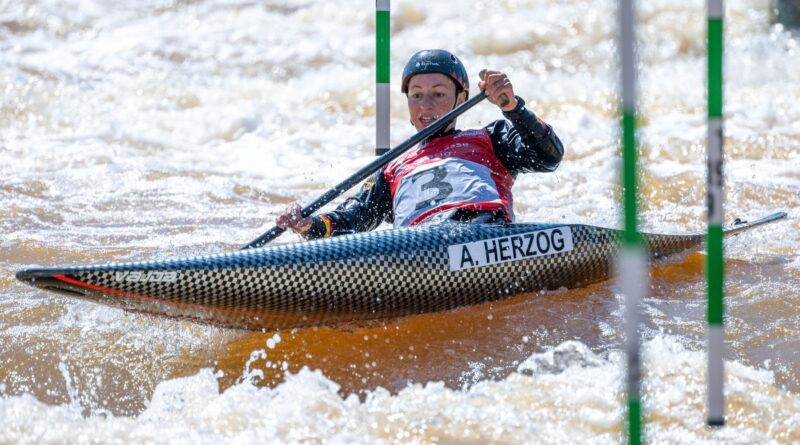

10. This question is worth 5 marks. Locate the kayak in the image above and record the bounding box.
[16,211,786,330]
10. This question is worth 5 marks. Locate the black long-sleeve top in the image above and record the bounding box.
[302,96,564,239]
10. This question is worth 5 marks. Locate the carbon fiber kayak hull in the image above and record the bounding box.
[16,212,786,330]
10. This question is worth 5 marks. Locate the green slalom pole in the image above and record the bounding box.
[706,0,725,427]
[375,0,390,155]
[619,0,646,443]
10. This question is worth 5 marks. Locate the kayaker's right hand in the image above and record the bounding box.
[478,70,518,112]
[276,202,312,234]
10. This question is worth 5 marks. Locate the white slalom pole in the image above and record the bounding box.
[375,0,390,155]
[619,0,646,443]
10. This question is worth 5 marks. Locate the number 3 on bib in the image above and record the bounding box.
[412,166,453,211]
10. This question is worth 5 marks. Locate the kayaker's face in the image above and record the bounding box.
[406,73,466,132]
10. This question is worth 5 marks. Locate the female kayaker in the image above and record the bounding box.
[276,49,564,238]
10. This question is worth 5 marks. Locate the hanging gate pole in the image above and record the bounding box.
[375,0,390,156]
[706,0,726,428]
[618,0,646,443]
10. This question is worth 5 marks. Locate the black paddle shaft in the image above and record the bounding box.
[242,90,488,249]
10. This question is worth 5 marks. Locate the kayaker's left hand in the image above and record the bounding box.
[276,202,313,234]
[479,70,518,112]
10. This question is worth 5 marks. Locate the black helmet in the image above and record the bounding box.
[401,49,469,99]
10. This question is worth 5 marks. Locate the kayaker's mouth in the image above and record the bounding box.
[419,115,439,126]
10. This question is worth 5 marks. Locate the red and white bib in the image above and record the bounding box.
[384,129,515,227]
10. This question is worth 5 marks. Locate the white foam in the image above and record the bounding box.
[2,337,797,444]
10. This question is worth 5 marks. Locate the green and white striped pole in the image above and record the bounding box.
[375,0,390,156]
[706,0,725,427]
[619,0,646,443]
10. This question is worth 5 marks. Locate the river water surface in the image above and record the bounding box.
[1,0,799,443]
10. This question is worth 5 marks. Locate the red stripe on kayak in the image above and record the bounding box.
[52,274,308,322]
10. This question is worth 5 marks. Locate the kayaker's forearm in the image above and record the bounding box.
[301,215,333,239]
[505,103,564,167]
[302,173,392,239]
[490,96,565,173]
